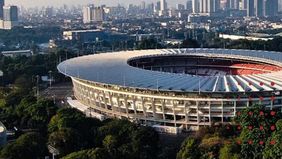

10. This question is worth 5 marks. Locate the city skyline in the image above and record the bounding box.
[5,0,188,8]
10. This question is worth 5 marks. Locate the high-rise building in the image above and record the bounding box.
[160,0,167,11]
[186,0,193,10]
[141,1,146,10]
[199,0,220,13]
[92,7,105,22]
[264,0,278,16]
[279,0,282,12]
[3,6,18,21]
[247,0,277,17]
[155,1,161,12]
[83,5,105,24]
[1,5,18,29]
[254,0,263,17]
[226,0,240,9]
[0,0,4,19]
[192,0,200,13]
[176,4,186,10]
[241,0,248,10]
[247,0,255,16]
[83,5,93,24]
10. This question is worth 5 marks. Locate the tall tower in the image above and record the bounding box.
[254,0,263,17]
[247,0,255,16]
[192,0,200,13]
[83,5,93,24]
[160,0,167,11]
[264,0,278,16]
[3,5,18,21]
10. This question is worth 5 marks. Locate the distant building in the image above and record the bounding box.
[176,4,185,10]
[1,50,33,57]
[0,5,18,29]
[83,5,105,24]
[247,0,278,16]
[247,0,255,16]
[279,0,282,12]
[83,5,93,24]
[203,0,220,13]
[160,0,167,11]
[186,0,193,10]
[0,0,4,19]
[192,0,200,13]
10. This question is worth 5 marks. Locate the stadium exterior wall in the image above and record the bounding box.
[71,77,282,130]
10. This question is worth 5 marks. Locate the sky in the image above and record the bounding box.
[5,0,187,8]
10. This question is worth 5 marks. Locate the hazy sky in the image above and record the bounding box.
[5,0,187,8]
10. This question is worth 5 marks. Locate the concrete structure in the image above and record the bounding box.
[1,50,33,57]
[58,49,282,130]
[219,33,273,41]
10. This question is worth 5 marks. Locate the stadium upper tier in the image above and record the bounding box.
[57,48,282,93]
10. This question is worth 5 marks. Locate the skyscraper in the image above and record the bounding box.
[247,0,255,16]
[264,0,278,16]
[83,5,93,24]
[192,0,200,13]
[3,6,18,21]
[279,0,282,12]
[198,0,220,13]
[83,5,105,24]
[1,5,18,29]
[186,0,193,11]
[0,0,4,19]
[254,0,264,17]
[160,0,167,11]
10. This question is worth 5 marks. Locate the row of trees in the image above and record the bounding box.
[177,106,282,159]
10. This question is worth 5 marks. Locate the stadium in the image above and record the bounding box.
[57,48,282,131]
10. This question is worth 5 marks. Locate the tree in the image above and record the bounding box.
[181,39,199,48]
[263,119,282,159]
[219,141,240,159]
[199,134,223,159]
[48,128,84,157]
[131,126,159,159]
[0,132,47,159]
[48,108,88,133]
[177,137,200,159]
[62,148,109,159]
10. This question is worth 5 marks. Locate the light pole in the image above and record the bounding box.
[36,75,40,100]
[49,70,52,88]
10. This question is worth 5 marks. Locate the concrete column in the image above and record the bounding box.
[172,100,177,127]
[102,91,107,110]
[132,97,137,119]
[141,97,147,122]
[162,99,166,125]
[221,101,224,123]
[209,101,211,125]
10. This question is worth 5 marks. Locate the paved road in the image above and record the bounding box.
[40,82,73,107]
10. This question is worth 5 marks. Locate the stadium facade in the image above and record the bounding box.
[58,48,282,130]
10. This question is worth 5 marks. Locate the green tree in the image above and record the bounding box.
[177,137,200,159]
[263,119,282,159]
[62,148,109,159]
[219,141,240,159]
[48,128,83,157]
[0,132,47,159]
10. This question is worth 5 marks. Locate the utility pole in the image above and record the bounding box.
[36,75,40,100]
[49,70,52,88]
